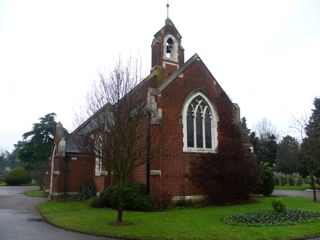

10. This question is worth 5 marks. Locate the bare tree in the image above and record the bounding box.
[254,118,279,140]
[290,112,309,143]
[80,58,145,223]
[252,118,279,165]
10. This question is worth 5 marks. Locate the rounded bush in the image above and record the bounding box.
[257,162,275,196]
[296,176,304,186]
[287,175,295,186]
[91,181,151,211]
[78,182,97,201]
[4,167,32,186]
[272,199,286,213]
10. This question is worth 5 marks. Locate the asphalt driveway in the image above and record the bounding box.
[1,186,320,240]
[0,185,114,240]
[272,189,320,200]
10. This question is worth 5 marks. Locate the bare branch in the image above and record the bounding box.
[253,118,279,140]
[289,112,309,142]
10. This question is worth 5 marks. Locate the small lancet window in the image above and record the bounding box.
[94,136,103,176]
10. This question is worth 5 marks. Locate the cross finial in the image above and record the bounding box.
[166,1,170,19]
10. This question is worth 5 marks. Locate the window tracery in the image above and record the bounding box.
[182,92,218,153]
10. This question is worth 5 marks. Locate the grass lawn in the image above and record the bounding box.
[25,189,44,197]
[274,184,311,190]
[274,184,320,191]
[31,179,37,185]
[0,181,5,186]
[38,197,320,240]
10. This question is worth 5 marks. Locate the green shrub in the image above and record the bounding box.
[150,191,172,210]
[296,176,304,186]
[90,195,104,208]
[78,182,97,201]
[280,175,287,185]
[257,162,275,196]
[287,174,295,186]
[91,181,151,211]
[280,173,288,185]
[274,176,280,185]
[272,199,287,213]
[274,172,287,185]
[4,167,32,186]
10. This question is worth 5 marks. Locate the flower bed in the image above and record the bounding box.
[223,209,320,226]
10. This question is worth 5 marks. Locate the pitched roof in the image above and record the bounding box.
[72,70,157,136]
[154,18,182,39]
[65,134,91,154]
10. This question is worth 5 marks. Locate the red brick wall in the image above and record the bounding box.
[95,176,106,192]
[128,58,234,199]
[67,155,94,192]
[146,59,233,197]
[45,154,95,196]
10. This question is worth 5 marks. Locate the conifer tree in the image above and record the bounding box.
[301,98,320,201]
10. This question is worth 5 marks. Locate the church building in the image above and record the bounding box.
[44,17,240,201]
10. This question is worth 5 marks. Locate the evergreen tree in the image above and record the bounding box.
[301,97,320,201]
[240,117,250,143]
[249,119,278,165]
[0,152,8,180]
[276,135,300,174]
[257,134,278,165]
[18,113,57,188]
[250,132,278,165]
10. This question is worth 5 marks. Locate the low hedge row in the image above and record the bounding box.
[4,167,32,186]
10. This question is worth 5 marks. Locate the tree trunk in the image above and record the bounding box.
[117,189,123,223]
[311,173,317,202]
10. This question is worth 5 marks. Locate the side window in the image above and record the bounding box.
[95,136,102,176]
[182,92,218,153]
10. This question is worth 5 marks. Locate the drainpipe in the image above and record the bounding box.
[146,111,151,195]
[49,145,56,200]
[63,155,69,199]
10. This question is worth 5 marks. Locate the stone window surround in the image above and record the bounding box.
[182,91,218,153]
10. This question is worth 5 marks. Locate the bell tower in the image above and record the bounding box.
[151,18,184,77]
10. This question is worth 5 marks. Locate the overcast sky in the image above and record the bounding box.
[0,0,319,151]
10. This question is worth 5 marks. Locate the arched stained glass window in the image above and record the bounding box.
[187,106,194,147]
[205,110,212,148]
[182,92,218,153]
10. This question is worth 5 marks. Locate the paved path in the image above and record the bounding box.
[0,186,114,240]
[272,189,320,200]
[1,186,319,240]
